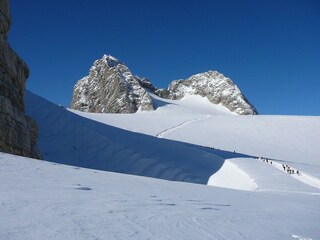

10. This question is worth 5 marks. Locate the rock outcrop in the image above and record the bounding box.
[0,0,40,158]
[164,71,257,115]
[71,55,154,113]
[71,55,257,115]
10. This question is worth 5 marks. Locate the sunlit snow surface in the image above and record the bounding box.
[0,153,319,240]
[1,91,319,239]
[71,92,320,185]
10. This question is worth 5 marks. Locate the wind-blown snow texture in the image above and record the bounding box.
[2,90,319,240]
[71,55,154,113]
[1,153,319,240]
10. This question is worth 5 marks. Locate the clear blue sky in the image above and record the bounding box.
[8,0,320,115]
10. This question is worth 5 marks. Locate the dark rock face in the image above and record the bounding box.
[71,55,154,113]
[0,0,40,158]
[155,88,171,99]
[137,77,157,92]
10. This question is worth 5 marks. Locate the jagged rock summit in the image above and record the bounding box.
[71,55,154,113]
[71,55,257,115]
[166,70,257,115]
[0,0,40,158]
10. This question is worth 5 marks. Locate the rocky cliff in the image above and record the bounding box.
[0,0,40,158]
[166,71,257,115]
[71,55,257,115]
[71,55,154,113]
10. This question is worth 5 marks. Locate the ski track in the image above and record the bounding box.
[156,115,210,138]
[153,112,320,191]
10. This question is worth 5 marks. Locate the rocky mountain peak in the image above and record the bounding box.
[71,54,257,115]
[167,70,257,115]
[71,55,154,113]
[100,54,122,68]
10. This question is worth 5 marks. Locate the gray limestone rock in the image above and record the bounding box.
[71,55,256,115]
[155,88,171,99]
[167,71,257,115]
[71,55,154,113]
[137,77,157,92]
[0,0,40,158]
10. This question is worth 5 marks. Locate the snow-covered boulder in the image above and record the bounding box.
[71,55,154,113]
[167,71,257,115]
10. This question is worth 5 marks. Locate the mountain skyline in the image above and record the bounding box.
[8,0,320,115]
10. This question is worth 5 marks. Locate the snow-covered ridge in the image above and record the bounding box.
[26,91,227,184]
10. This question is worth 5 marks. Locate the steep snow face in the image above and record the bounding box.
[168,71,257,115]
[71,55,154,113]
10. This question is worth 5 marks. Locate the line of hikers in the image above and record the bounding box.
[282,164,300,175]
[257,156,273,165]
[257,156,301,176]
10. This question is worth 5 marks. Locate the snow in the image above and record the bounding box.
[1,152,319,240]
[270,160,320,190]
[153,115,320,178]
[69,93,235,136]
[1,90,319,239]
[209,157,319,194]
[70,92,320,180]
[25,91,225,185]
[167,70,257,115]
[207,160,257,191]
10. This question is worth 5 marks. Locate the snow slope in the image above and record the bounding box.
[155,115,320,178]
[70,93,235,136]
[2,91,319,239]
[25,91,228,185]
[71,92,320,183]
[1,153,319,240]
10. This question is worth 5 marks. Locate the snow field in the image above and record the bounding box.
[207,160,257,191]
[25,91,226,185]
[10,90,318,239]
[70,92,320,191]
[1,153,319,240]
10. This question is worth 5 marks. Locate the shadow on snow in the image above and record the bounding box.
[25,91,254,185]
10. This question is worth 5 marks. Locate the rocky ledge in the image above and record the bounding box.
[0,0,40,158]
